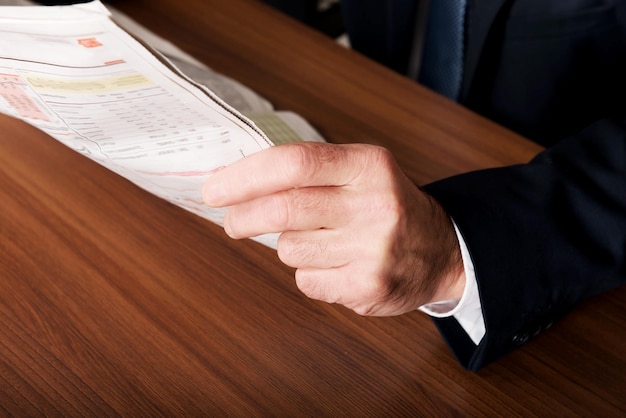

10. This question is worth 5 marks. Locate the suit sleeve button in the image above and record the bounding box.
[512,332,529,345]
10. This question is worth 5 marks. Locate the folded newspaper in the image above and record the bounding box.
[0,0,325,247]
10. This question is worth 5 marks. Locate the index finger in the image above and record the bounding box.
[202,142,371,207]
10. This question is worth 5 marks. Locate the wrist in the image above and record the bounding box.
[421,194,466,304]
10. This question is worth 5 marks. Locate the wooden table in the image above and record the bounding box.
[1,0,624,414]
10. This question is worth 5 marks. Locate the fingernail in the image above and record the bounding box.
[202,166,227,207]
[223,220,235,238]
[202,179,223,207]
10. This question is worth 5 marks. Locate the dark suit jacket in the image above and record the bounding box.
[344,0,626,370]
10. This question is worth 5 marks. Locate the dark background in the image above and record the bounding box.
[35,0,345,38]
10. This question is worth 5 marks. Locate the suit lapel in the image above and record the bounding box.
[461,0,509,100]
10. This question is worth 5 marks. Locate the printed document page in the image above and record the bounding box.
[0,1,278,245]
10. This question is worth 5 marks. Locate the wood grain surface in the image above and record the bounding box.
[0,0,624,415]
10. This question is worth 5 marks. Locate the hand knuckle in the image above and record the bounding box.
[294,270,319,297]
[284,143,317,180]
[354,276,395,314]
[284,142,342,182]
[277,233,327,267]
[359,144,394,170]
[267,194,292,230]
[276,235,302,265]
[353,305,375,316]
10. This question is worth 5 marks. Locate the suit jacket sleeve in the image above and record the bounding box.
[421,117,626,371]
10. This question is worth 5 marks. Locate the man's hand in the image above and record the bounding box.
[203,142,465,316]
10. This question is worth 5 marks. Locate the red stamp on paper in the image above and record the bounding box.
[77,38,102,48]
[104,59,125,65]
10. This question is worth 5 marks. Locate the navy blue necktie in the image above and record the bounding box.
[418,0,468,101]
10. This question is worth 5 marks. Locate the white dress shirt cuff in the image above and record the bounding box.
[419,221,486,345]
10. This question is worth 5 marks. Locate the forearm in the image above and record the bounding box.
[422,117,626,370]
